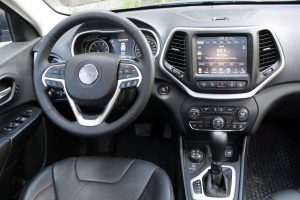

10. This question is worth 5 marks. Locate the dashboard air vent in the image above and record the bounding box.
[166,31,187,72]
[258,30,279,71]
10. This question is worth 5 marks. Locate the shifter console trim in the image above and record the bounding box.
[190,165,236,200]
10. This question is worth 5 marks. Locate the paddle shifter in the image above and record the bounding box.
[203,131,232,198]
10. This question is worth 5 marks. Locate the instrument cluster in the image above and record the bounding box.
[72,29,159,60]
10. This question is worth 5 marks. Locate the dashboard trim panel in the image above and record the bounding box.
[159,26,285,100]
[70,28,161,59]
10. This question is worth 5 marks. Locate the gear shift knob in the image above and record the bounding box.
[209,132,228,163]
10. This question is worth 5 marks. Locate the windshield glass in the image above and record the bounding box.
[44,0,296,14]
[44,0,187,14]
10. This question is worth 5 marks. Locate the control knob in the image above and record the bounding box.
[188,107,200,120]
[237,108,249,121]
[188,149,204,163]
[212,116,225,130]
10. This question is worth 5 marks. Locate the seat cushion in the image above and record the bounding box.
[264,189,300,200]
[20,157,174,200]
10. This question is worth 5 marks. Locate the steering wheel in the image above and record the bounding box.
[34,11,155,137]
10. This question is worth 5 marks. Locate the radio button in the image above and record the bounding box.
[232,122,247,130]
[198,81,209,88]
[217,81,228,88]
[201,106,211,112]
[189,121,204,130]
[212,107,218,112]
[225,107,236,112]
[237,81,247,88]
[208,81,217,88]
[228,81,237,88]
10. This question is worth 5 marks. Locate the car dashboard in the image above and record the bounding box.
[29,3,300,200]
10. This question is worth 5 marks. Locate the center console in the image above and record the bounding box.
[159,26,284,200]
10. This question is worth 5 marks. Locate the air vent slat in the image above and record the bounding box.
[166,31,187,72]
[258,30,279,72]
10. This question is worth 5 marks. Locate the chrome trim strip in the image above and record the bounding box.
[42,63,142,126]
[159,27,285,100]
[71,28,160,59]
[190,166,236,200]
[0,87,12,100]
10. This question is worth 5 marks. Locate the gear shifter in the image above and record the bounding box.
[203,131,232,198]
[210,131,227,185]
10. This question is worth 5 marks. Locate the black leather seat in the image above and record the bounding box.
[264,189,300,200]
[20,157,174,200]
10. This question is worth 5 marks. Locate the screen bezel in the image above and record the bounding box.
[191,33,253,88]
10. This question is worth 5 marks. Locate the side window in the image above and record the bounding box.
[0,8,12,47]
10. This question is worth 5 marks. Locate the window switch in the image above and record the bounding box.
[7,122,21,128]
[15,116,28,123]
[3,127,14,133]
[22,110,33,118]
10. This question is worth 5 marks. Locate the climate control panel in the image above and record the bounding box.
[187,106,248,131]
[181,98,258,133]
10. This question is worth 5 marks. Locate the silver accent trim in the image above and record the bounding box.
[71,28,160,59]
[159,27,285,100]
[190,166,236,200]
[188,122,247,132]
[42,63,142,126]
[0,87,12,100]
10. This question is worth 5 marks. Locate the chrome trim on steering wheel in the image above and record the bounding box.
[42,63,142,126]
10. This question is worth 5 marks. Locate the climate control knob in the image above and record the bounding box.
[188,107,200,120]
[212,116,225,130]
[237,108,249,121]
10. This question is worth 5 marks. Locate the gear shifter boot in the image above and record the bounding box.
[203,166,232,198]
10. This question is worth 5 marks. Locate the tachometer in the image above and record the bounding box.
[134,36,158,59]
[86,39,110,53]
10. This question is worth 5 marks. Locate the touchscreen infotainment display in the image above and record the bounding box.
[196,36,247,75]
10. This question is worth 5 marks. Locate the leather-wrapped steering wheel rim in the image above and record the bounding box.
[34,11,155,137]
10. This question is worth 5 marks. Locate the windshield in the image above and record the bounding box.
[44,0,296,14]
[44,0,189,14]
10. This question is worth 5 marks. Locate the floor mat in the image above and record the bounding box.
[247,121,300,200]
[114,126,177,186]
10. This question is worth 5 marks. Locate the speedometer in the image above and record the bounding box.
[86,39,110,53]
[134,36,158,59]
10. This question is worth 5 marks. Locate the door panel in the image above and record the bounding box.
[0,39,39,113]
[0,39,45,199]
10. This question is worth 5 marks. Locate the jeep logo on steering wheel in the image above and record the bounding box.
[78,64,99,85]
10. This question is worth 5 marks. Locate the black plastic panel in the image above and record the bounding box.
[181,98,258,134]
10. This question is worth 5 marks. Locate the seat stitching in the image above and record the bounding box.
[74,183,89,200]
[137,167,159,200]
[32,181,53,200]
[143,187,152,200]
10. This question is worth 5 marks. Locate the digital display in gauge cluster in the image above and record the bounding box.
[109,32,136,60]
[196,36,247,75]
[76,31,158,60]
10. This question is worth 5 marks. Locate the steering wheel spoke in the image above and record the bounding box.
[42,63,66,89]
[65,85,121,126]
[118,62,142,90]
